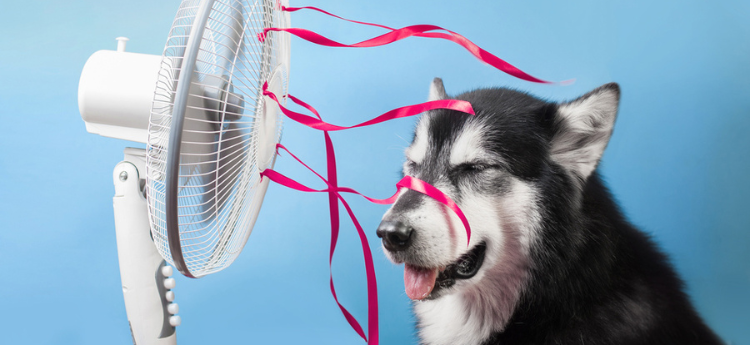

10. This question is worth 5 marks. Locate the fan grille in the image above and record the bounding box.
[146,0,289,277]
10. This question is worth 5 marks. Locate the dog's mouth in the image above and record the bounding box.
[404,242,487,300]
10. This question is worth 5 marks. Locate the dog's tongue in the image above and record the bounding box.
[404,264,438,300]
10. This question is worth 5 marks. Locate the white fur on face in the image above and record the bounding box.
[405,117,430,165]
[498,178,541,253]
[552,87,619,180]
[449,122,492,166]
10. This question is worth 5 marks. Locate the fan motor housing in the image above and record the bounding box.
[79,50,162,143]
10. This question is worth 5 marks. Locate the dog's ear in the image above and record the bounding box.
[550,83,620,180]
[428,77,447,101]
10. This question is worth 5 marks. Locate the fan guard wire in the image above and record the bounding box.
[146,0,289,278]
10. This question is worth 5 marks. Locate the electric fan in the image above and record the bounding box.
[78,0,290,343]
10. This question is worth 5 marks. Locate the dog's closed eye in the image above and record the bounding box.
[455,162,496,174]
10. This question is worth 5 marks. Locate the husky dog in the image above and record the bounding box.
[376,79,721,345]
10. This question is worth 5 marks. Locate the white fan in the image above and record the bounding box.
[78,0,290,343]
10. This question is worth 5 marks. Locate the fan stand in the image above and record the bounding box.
[113,148,179,345]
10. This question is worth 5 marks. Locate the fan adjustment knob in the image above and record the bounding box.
[165,290,175,302]
[161,265,173,277]
[167,303,179,314]
[164,278,176,289]
[169,315,181,327]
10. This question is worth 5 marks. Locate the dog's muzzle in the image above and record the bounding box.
[377,217,488,300]
[376,220,414,251]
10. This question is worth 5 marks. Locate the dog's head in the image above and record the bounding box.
[377,78,620,309]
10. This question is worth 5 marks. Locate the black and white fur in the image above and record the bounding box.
[377,79,722,345]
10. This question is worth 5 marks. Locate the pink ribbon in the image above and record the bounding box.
[264,145,472,244]
[260,90,473,345]
[255,5,569,343]
[258,6,573,84]
[262,82,475,131]
[277,90,374,342]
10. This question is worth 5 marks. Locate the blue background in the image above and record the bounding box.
[1,0,748,344]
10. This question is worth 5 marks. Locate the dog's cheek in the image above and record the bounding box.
[455,170,509,200]
[452,172,508,243]
[459,193,502,252]
[497,177,542,254]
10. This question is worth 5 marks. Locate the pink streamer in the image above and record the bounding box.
[262,82,475,131]
[255,5,569,343]
[260,90,473,345]
[258,6,573,84]
[266,144,472,244]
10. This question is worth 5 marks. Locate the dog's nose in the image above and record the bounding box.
[376,220,414,251]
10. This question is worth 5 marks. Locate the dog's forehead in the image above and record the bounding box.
[406,88,552,174]
[405,113,492,167]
